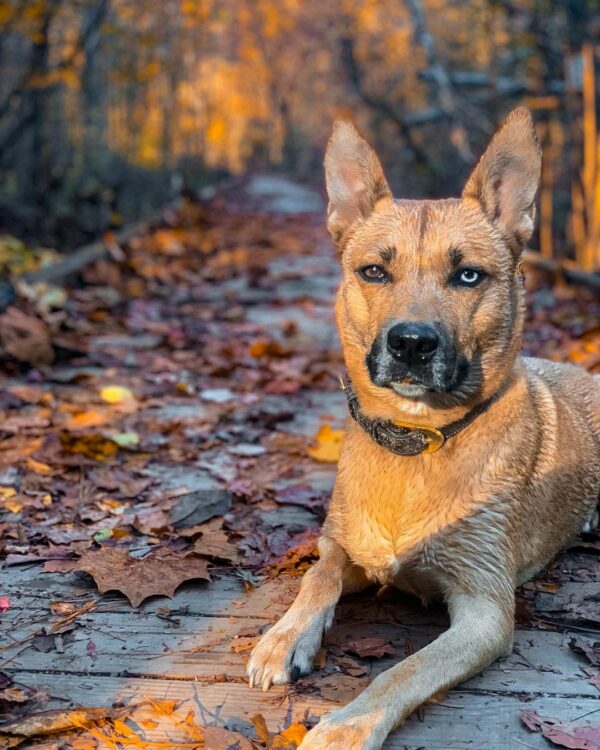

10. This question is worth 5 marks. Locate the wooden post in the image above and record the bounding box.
[581,43,597,271]
[539,119,560,261]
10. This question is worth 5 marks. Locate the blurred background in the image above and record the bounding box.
[0,0,599,273]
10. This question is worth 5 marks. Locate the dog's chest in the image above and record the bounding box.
[334,438,481,581]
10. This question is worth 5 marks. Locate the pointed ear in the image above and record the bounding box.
[324,120,392,245]
[462,108,541,256]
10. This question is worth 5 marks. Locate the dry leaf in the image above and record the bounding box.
[0,306,54,365]
[192,521,241,562]
[273,723,308,749]
[521,709,600,749]
[8,385,47,404]
[251,713,270,744]
[66,410,110,429]
[267,529,320,576]
[74,547,211,607]
[59,431,118,461]
[307,424,344,463]
[25,458,52,475]
[0,706,121,740]
[314,672,370,703]
[230,636,258,653]
[346,637,396,659]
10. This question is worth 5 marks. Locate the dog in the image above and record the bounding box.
[247,108,600,749]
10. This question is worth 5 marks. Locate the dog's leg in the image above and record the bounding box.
[247,536,367,691]
[298,590,514,750]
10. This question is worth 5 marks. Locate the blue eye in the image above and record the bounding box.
[453,267,486,287]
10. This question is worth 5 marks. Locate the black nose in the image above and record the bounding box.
[387,322,440,366]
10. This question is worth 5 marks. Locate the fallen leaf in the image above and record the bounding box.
[251,713,270,744]
[0,486,16,501]
[230,636,258,653]
[0,306,54,365]
[308,423,344,463]
[99,385,135,404]
[193,529,241,562]
[345,636,396,659]
[273,723,308,748]
[521,709,600,749]
[169,489,232,528]
[25,458,52,475]
[8,385,47,404]
[312,672,370,703]
[0,706,122,740]
[66,410,110,429]
[267,529,320,575]
[249,339,285,358]
[73,547,211,607]
[59,431,118,461]
[110,431,140,448]
[570,638,600,667]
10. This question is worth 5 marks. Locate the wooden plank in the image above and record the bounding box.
[3,567,449,625]
[3,601,596,697]
[9,673,599,750]
[5,566,599,638]
[2,568,300,618]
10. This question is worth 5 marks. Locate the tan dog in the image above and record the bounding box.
[247,109,600,750]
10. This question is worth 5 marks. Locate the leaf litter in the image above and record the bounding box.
[0,185,599,746]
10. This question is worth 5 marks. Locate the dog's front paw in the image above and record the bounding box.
[247,614,327,691]
[298,716,383,750]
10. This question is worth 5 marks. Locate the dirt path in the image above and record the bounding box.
[1,179,599,748]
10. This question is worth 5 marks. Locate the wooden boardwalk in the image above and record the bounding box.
[3,551,600,748]
[1,180,599,748]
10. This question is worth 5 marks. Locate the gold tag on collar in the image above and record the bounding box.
[393,421,445,454]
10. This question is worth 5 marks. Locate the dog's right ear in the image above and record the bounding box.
[324,120,391,246]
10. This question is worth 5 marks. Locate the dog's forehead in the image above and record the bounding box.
[350,198,495,260]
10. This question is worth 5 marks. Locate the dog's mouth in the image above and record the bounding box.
[366,323,471,400]
[390,381,434,398]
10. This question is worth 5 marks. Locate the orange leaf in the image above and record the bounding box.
[307,424,344,463]
[251,713,270,744]
[273,723,308,749]
[25,458,52,475]
[66,410,110,429]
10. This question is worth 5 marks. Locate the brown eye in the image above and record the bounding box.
[358,264,389,283]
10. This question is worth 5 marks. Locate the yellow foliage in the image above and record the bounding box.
[29,68,80,91]
[100,385,135,404]
[206,117,227,146]
[308,424,344,463]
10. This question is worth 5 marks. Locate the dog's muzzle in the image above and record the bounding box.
[366,320,468,395]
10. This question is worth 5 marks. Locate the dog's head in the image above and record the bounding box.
[325,109,541,418]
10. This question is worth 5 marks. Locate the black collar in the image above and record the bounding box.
[344,383,496,456]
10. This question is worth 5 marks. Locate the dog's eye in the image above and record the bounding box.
[358,264,389,283]
[452,267,486,287]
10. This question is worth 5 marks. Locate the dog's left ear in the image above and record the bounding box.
[462,108,541,256]
[324,120,391,246]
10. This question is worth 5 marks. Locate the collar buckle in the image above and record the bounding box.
[393,421,445,454]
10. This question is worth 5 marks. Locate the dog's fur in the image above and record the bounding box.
[247,109,600,749]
